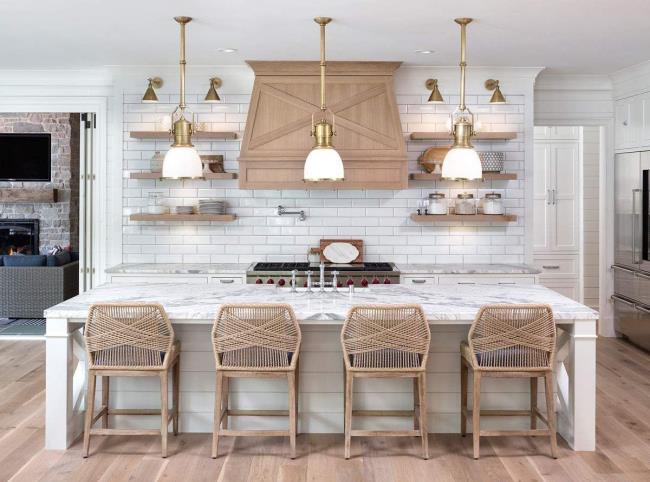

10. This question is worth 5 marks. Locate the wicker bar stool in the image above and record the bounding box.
[211,304,301,459]
[341,304,431,460]
[82,303,180,458]
[460,304,558,459]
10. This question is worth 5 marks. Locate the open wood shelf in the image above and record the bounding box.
[410,213,518,223]
[410,172,518,181]
[129,172,237,180]
[409,132,517,141]
[129,214,236,222]
[129,131,237,140]
[0,188,57,203]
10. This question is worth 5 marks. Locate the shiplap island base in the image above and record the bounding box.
[44,283,598,452]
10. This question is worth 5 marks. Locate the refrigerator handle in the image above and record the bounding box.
[633,189,642,264]
[611,295,635,307]
[636,305,650,315]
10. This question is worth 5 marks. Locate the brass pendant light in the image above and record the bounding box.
[303,16,344,182]
[441,18,482,181]
[162,16,203,179]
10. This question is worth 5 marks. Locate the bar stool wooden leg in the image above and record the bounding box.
[221,376,229,430]
[344,371,353,460]
[172,359,180,436]
[211,371,223,459]
[413,376,420,431]
[418,372,429,460]
[288,371,297,459]
[472,372,482,460]
[83,372,97,458]
[544,374,558,459]
[160,371,169,458]
[460,360,468,436]
[530,377,538,430]
[101,375,109,429]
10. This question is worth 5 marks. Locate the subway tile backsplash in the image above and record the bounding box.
[122,92,525,265]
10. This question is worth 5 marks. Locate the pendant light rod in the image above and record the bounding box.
[174,16,191,110]
[314,17,331,112]
[455,17,472,111]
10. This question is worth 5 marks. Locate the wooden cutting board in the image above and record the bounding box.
[314,239,364,264]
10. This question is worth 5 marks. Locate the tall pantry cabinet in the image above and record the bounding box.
[533,126,581,301]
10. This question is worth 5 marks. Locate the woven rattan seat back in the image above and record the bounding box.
[341,305,430,370]
[84,303,174,369]
[468,304,555,370]
[212,304,301,370]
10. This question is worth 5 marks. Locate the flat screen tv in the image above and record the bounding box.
[0,133,51,181]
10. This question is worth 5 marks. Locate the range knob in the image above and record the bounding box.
[372,277,380,285]
[267,278,275,284]
[361,278,369,287]
[278,278,286,287]
[255,278,263,284]
[304,280,308,287]
[383,278,392,284]
[346,278,355,286]
[337,281,343,288]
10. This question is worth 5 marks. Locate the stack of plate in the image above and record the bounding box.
[198,199,226,215]
[173,205,195,215]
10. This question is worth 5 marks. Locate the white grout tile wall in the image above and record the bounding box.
[122,92,526,265]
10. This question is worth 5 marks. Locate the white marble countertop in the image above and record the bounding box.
[45,283,597,323]
[397,263,541,274]
[106,262,540,276]
[105,263,250,274]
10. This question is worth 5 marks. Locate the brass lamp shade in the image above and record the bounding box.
[426,79,444,103]
[142,77,162,103]
[204,77,222,103]
[485,79,506,104]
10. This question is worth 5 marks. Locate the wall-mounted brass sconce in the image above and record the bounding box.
[485,79,506,104]
[142,77,163,103]
[425,78,444,103]
[204,77,222,102]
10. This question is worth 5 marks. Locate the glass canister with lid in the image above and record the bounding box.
[481,192,504,215]
[427,192,448,215]
[454,193,477,215]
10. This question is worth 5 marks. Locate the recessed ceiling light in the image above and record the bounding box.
[415,49,434,55]
[216,48,238,53]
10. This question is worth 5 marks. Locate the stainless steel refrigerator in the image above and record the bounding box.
[613,151,650,351]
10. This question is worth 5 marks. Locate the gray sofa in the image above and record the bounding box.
[0,261,79,318]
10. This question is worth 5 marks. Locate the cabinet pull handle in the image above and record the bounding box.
[633,189,642,264]
[458,282,476,285]
[411,279,427,284]
[542,265,560,270]
[219,279,235,284]
[497,282,516,285]
[622,120,628,126]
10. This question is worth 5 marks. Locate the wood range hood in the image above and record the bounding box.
[238,61,407,189]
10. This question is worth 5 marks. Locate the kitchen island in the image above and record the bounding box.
[44,283,597,451]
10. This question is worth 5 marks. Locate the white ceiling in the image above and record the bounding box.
[2,0,649,74]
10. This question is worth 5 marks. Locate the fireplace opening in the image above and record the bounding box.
[0,219,39,255]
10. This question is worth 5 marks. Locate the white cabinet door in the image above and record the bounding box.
[641,93,650,147]
[533,143,553,251]
[553,144,580,251]
[533,140,580,254]
[615,100,631,150]
[616,96,644,150]
[534,126,580,140]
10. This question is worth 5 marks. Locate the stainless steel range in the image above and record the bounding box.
[246,262,400,288]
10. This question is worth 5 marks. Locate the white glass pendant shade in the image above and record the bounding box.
[441,147,482,180]
[304,147,344,181]
[162,146,203,178]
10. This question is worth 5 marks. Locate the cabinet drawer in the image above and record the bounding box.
[539,278,578,301]
[533,257,578,276]
[110,275,208,284]
[402,276,436,286]
[210,276,243,285]
[437,276,536,286]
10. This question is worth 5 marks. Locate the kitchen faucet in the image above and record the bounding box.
[290,269,298,293]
